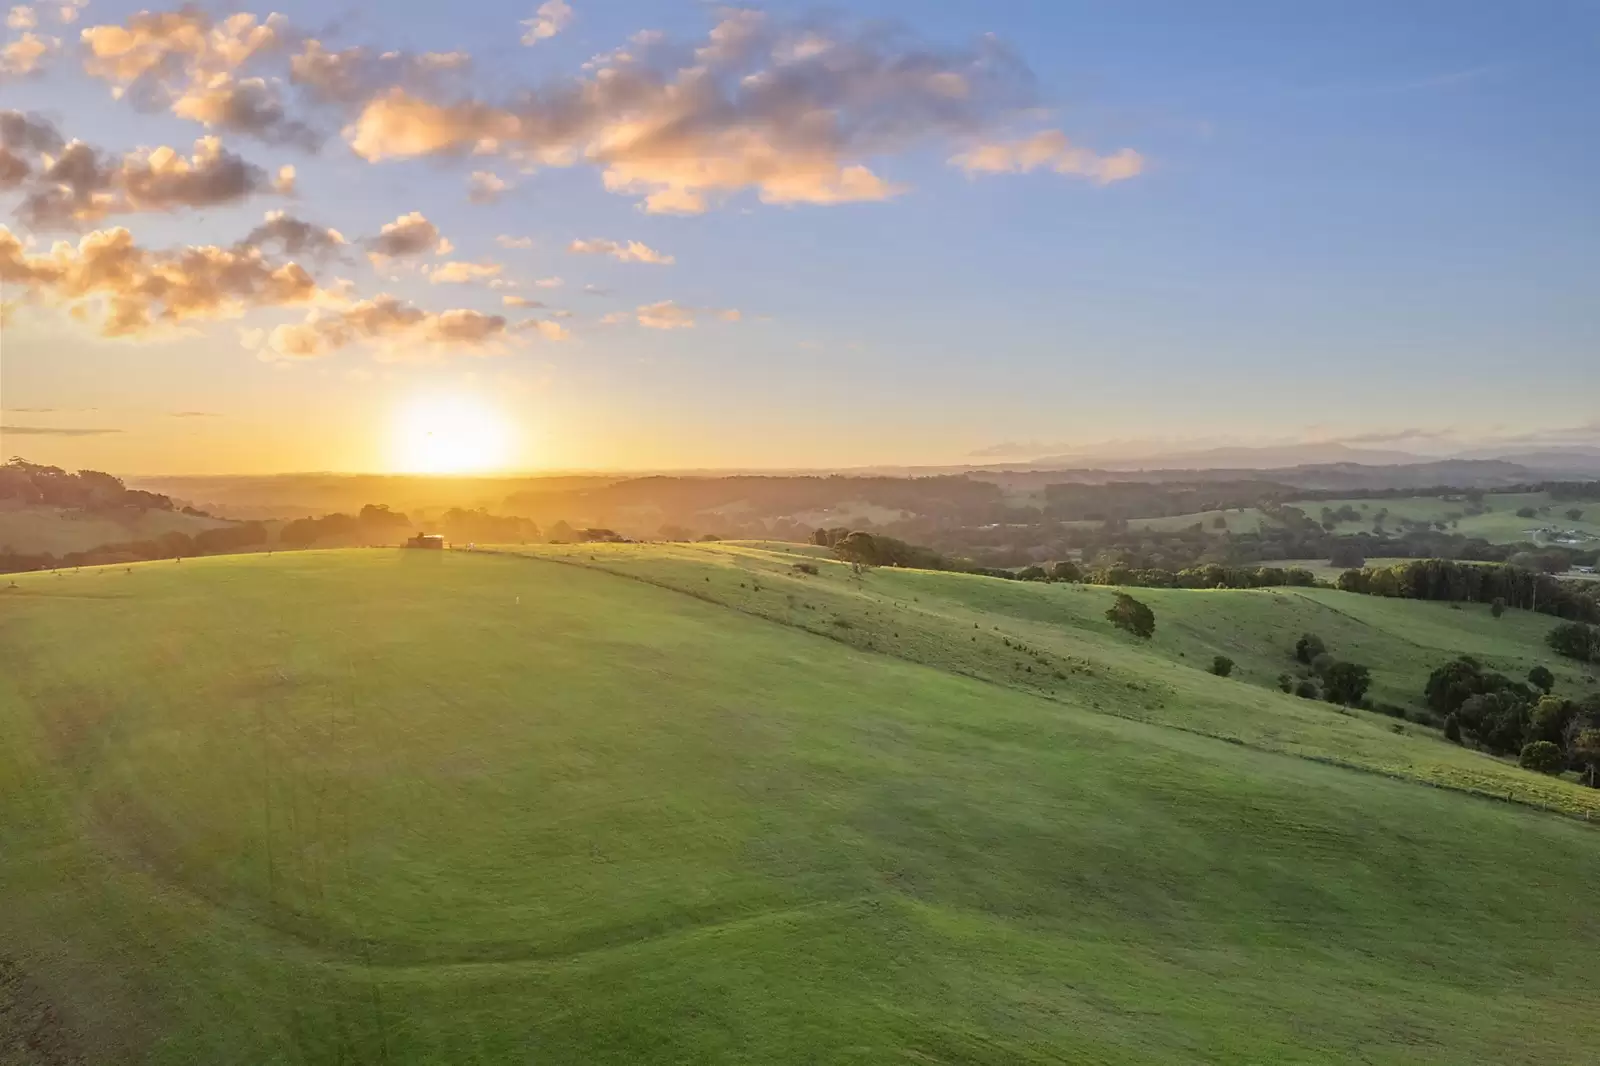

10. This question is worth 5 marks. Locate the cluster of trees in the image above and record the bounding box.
[1334,559,1600,623]
[1425,657,1600,782]
[0,522,270,572]
[437,508,541,543]
[279,504,411,548]
[824,530,951,571]
[1548,622,1600,663]
[1077,563,1319,590]
[0,458,178,513]
[1278,634,1372,706]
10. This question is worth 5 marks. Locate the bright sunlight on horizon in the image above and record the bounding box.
[390,394,518,474]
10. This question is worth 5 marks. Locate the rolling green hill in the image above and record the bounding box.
[2,547,1599,1064]
[1299,491,1600,545]
[0,503,228,555]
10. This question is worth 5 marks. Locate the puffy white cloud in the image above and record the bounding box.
[367,210,447,260]
[7,6,35,30]
[344,11,1037,213]
[238,210,346,257]
[495,234,533,249]
[567,237,674,264]
[258,296,510,360]
[1,30,56,76]
[1,223,327,338]
[171,73,320,147]
[520,0,572,46]
[950,129,1144,184]
[16,135,294,230]
[467,170,509,204]
[428,259,501,284]
[289,39,470,107]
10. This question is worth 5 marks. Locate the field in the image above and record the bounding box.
[3,546,1600,1063]
[1297,491,1600,545]
[0,503,227,555]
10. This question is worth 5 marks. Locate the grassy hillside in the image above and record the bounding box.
[1300,491,1600,545]
[0,504,227,555]
[2,548,1599,1063]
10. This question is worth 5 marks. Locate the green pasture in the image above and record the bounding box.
[1,547,1598,1063]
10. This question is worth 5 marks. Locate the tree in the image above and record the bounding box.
[1277,673,1293,693]
[1547,621,1599,663]
[1295,680,1319,699]
[1050,560,1082,583]
[1105,593,1155,638]
[1516,506,1538,519]
[1457,691,1532,755]
[1519,741,1566,775]
[1567,508,1584,522]
[1572,729,1600,788]
[1490,597,1507,619]
[1527,665,1555,693]
[1444,713,1463,744]
[1295,633,1326,665]
[1328,543,1366,569]
[1527,696,1574,745]
[1016,565,1047,582]
[1323,661,1372,706]
[1210,655,1234,678]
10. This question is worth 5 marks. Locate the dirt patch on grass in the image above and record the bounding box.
[0,957,85,1066]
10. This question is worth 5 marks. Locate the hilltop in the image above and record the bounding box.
[2,545,1599,1063]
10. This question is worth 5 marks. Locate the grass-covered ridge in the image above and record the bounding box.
[0,547,1598,1063]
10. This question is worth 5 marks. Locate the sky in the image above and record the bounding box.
[0,0,1596,475]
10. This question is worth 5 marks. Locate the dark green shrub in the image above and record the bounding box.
[1518,740,1565,774]
[1548,622,1599,663]
[1527,665,1555,693]
[1490,597,1507,619]
[1323,661,1372,706]
[1295,680,1319,700]
[1444,713,1462,744]
[1210,655,1234,678]
[1105,593,1155,639]
[1295,633,1326,664]
[1276,673,1293,693]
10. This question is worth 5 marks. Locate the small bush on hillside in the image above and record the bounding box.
[1295,633,1326,664]
[1528,665,1555,693]
[1106,593,1156,639]
[1444,713,1463,744]
[1295,680,1319,700]
[1323,661,1373,706]
[1519,741,1566,775]
[1547,622,1599,663]
[1277,673,1294,693]
[792,562,819,575]
[1310,652,1336,678]
[1210,655,1234,678]
[1491,597,1507,619]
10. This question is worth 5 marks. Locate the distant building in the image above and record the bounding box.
[406,533,446,550]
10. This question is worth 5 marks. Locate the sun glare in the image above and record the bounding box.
[392,394,515,474]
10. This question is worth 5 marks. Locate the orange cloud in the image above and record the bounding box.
[567,237,674,264]
[343,11,1036,213]
[15,134,295,230]
[950,129,1144,184]
[1,223,326,337]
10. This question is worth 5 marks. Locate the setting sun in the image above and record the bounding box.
[391,394,515,474]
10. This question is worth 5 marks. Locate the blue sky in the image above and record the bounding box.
[1,0,1596,473]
